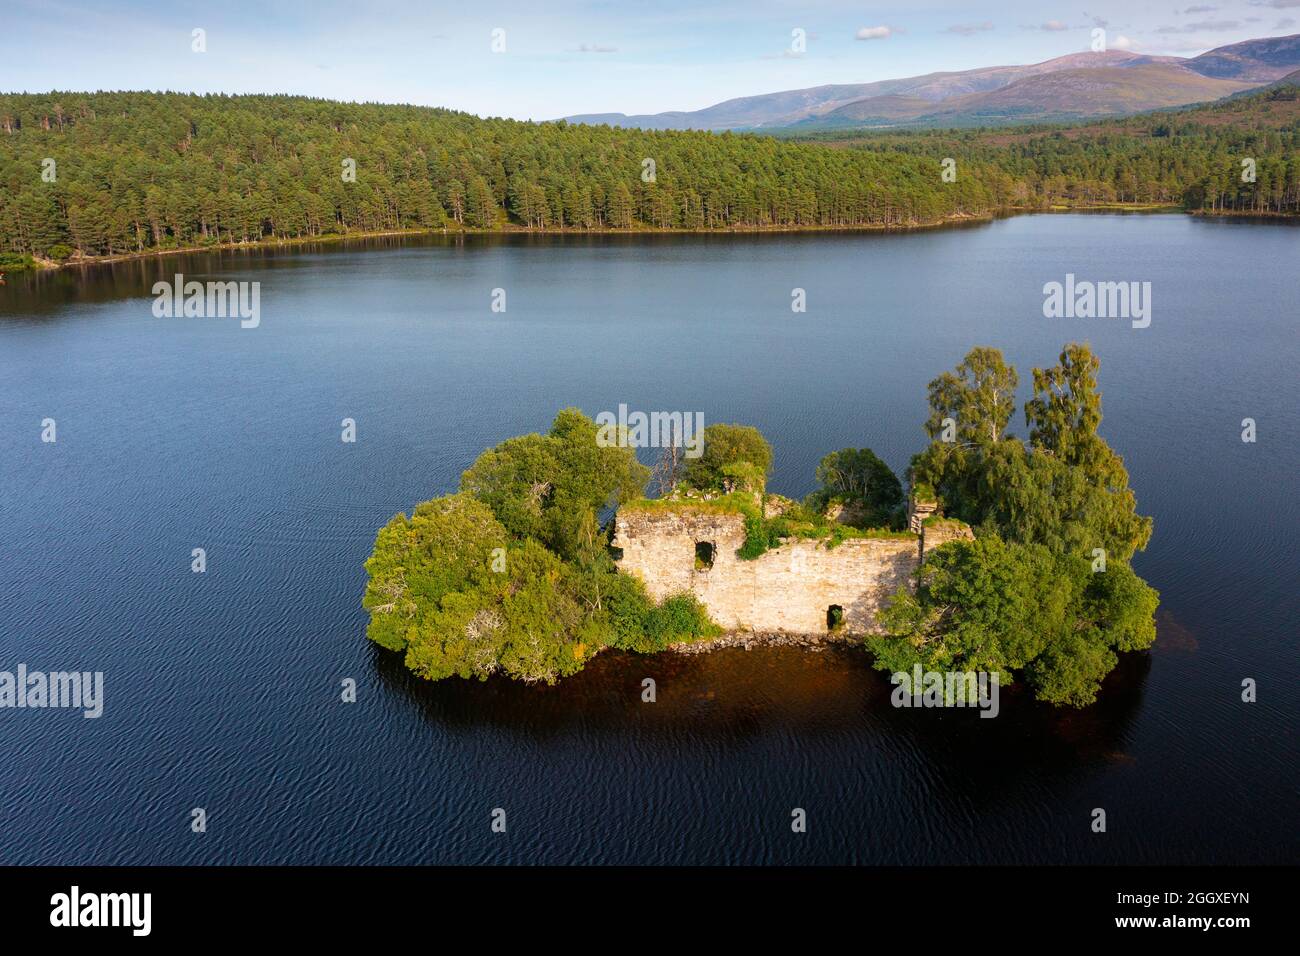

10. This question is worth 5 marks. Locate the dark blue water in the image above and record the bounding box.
[1,214,1296,864]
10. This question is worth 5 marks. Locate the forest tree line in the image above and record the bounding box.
[811,84,1300,214]
[2,85,1297,263]
[0,91,998,261]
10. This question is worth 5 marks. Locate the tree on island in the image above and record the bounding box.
[924,346,1019,447]
[869,343,1158,706]
[804,447,904,528]
[680,423,772,494]
[364,409,716,683]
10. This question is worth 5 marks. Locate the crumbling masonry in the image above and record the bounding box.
[612,501,973,636]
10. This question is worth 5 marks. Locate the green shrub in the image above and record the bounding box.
[603,575,720,653]
[0,252,35,270]
[643,594,721,649]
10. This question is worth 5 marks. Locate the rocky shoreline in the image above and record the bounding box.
[668,629,863,654]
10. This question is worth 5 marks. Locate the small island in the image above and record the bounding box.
[363,343,1157,707]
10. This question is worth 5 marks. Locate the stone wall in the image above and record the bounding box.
[920,518,976,556]
[612,508,922,636]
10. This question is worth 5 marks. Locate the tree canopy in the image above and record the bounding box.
[4,85,1297,265]
[365,411,714,684]
[459,408,649,562]
[805,447,904,527]
[680,423,773,494]
[911,343,1151,561]
[870,535,1157,706]
[868,343,1158,706]
[0,91,1000,261]
[801,84,1300,216]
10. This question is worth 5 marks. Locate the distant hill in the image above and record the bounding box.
[1183,33,1300,80]
[880,63,1257,129]
[565,33,1300,132]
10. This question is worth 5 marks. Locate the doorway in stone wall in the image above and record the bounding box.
[827,605,844,631]
[694,541,715,571]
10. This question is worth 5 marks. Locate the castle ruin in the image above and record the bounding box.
[612,498,973,636]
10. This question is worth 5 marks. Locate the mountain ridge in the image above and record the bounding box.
[564,33,1300,131]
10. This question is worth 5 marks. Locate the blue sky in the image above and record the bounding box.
[3,0,1298,119]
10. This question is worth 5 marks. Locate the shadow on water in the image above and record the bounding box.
[370,637,1150,790]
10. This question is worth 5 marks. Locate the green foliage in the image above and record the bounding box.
[402,537,594,684]
[4,86,1299,263]
[805,447,904,527]
[912,343,1152,562]
[737,499,913,560]
[0,251,34,270]
[359,493,619,683]
[363,492,718,682]
[976,437,1152,561]
[873,536,1078,681]
[1025,343,1133,492]
[1080,559,1160,653]
[717,460,767,495]
[1024,632,1118,708]
[805,85,1300,216]
[363,411,716,684]
[457,433,557,543]
[738,512,783,560]
[361,494,508,654]
[877,343,1160,706]
[870,535,1158,707]
[640,593,722,652]
[681,423,773,493]
[0,91,1004,260]
[460,408,649,562]
[924,346,1019,446]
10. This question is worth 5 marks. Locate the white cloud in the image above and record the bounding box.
[1111,34,1138,49]
[1155,19,1240,33]
[576,43,618,53]
[854,26,892,40]
[944,21,994,36]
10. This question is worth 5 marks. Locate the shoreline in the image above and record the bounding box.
[668,629,865,654]
[18,212,994,273]
[11,202,1294,276]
